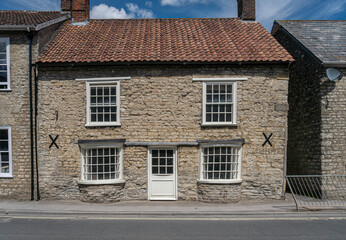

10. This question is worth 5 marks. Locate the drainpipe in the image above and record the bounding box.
[26,29,34,201]
[34,65,40,201]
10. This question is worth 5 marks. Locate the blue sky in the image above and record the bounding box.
[1,0,345,30]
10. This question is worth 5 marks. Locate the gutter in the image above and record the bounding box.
[36,60,292,67]
[323,61,346,68]
[34,65,40,201]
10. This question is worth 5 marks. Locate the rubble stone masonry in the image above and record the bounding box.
[0,32,38,199]
[37,64,289,202]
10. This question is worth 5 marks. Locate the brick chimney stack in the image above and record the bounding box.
[61,0,90,22]
[237,0,256,21]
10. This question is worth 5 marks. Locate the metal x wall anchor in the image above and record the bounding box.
[49,135,59,149]
[262,133,273,147]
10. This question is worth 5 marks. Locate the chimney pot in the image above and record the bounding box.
[238,0,256,21]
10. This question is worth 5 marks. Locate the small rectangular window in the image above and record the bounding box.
[203,82,237,125]
[86,81,120,126]
[0,38,10,91]
[199,145,241,182]
[0,126,12,177]
[81,145,123,182]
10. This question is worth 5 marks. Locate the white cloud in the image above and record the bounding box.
[126,3,154,18]
[145,1,153,8]
[91,3,154,19]
[91,4,131,19]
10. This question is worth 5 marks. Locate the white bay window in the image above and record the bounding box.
[199,144,242,183]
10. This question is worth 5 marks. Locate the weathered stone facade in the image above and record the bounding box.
[0,21,67,200]
[0,32,36,200]
[37,64,289,202]
[273,25,346,176]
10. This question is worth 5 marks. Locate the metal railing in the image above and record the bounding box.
[286,175,346,210]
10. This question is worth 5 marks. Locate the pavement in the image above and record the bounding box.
[0,194,345,217]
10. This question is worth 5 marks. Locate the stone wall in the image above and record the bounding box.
[0,32,38,199]
[320,68,346,175]
[37,64,289,202]
[273,25,345,177]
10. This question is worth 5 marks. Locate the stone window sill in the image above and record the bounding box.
[197,179,242,185]
[78,179,126,185]
[201,123,238,127]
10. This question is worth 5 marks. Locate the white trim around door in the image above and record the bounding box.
[147,147,178,200]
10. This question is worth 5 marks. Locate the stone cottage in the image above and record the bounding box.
[0,10,70,200]
[33,0,293,203]
[272,21,345,177]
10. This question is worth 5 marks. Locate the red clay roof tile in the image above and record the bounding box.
[37,18,294,64]
[0,10,68,26]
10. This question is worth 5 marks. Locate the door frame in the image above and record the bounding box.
[147,146,178,200]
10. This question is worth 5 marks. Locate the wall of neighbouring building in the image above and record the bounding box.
[0,32,38,200]
[37,64,289,203]
[273,26,345,177]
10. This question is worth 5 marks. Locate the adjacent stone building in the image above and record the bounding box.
[272,20,346,176]
[0,11,70,199]
[33,0,293,203]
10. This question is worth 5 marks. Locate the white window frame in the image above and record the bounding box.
[79,142,125,185]
[0,37,10,91]
[85,80,121,127]
[202,81,237,126]
[0,126,12,178]
[198,143,242,184]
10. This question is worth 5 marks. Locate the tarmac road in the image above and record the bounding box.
[0,215,345,240]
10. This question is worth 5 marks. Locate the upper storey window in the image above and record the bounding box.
[0,38,10,90]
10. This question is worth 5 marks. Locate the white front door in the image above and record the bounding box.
[148,148,177,200]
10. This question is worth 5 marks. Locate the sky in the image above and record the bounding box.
[0,0,345,30]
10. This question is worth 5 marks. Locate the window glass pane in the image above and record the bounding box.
[0,141,8,151]
[1,163,9,173]
[160,158,166,166]
[152,167,158,174]
[207,85,212,93]
[206,114,211,122]
[220,85,225,93]
[167,167,173,174]
[167,150,173,157]
[227,85,232,93]
[0,60,6,64]
[167,158,173,165]
[206,95,212,103]
[152,150,158,157]
[0,66,7,71]
[0,53,6,60]
[160,167,166,174]
[213,85,219,93]
[0,43,6,53]
[0,130,7,140]
[227,94,232,102]
[152,158,158,166]
[1,152,9,161]
[111,87,116,95]
[0,72,7,82]
[91,87,96,96]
